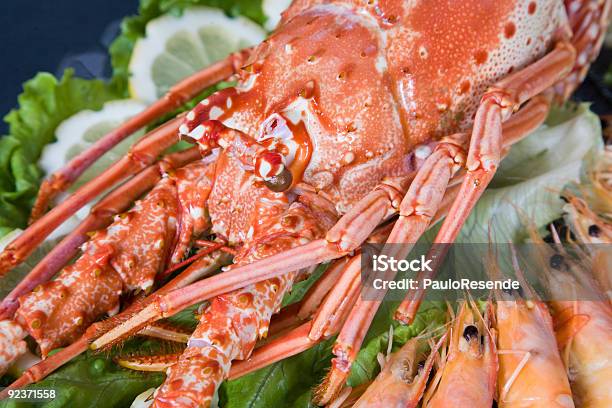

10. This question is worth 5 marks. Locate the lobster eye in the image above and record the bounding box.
[264,168,293,192]
[463,325,479,342]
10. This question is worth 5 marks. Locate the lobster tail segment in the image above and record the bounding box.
[14,178,178,355]
[16,246,123,356]
[13,160,217,358]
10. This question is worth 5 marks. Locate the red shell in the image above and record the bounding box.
[187,0,564,217]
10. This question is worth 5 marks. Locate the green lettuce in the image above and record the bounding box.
[0,71,118,237]
[346,302,446,387]
[220,340,334,408]
[281,264,328,308]
[0,352,162,408]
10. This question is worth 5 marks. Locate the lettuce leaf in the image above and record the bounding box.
[0,352,163,408]
[0,71,118,237]
[281,264,328,308]
[220,340,334,408]
[109,0,265,94]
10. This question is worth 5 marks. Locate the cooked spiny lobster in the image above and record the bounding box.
[0,0,611,406]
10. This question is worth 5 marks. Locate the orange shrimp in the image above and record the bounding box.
[352,333,445,408]
[423,300,497,407]
[492,249,574,408]
[561,147,612,301]
[528,227,612,407]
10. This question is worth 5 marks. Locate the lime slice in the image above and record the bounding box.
[128,7,266,103]
[38,99,146,236]
[263,0,293,31]
[40,99,147,192]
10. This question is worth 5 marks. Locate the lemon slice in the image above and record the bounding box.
[128,7,266,103]
[40,99,147,192]
[263,0,293,31]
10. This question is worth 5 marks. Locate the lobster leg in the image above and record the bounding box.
[396,40,576,323]
[309,254,364,342]
[114,322,320,380]
[297,259,350,321]
[297,223,395,322]
[307,222,395,342]
[89,179,407,350]
[312,140,462,404]
[0,117,182,276]
[218,251,378,382]
[116,234,389,389]
[270,224,397,337]
[117,262,334,375]
[0,147,200,320]
[30,50,250,222]
[228,322,316,380]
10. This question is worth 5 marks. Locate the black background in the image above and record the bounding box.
[0,0,610,136]
[0,0,139,133]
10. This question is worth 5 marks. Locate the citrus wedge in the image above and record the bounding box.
[128,7,266,103]
[40,99,147,192]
